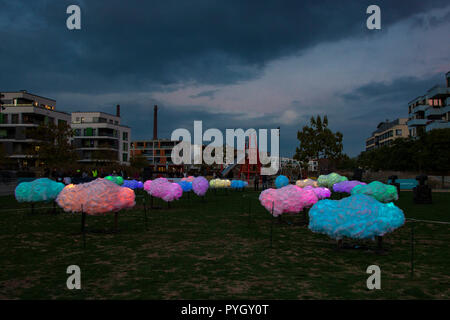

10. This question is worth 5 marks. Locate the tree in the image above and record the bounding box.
[294,115,344,173]
[422,129,450,187]
[31,122,78,168]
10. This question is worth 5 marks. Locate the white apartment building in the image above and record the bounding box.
[71,106,131,165]
[407,71,450,137]
[0,90,71,167]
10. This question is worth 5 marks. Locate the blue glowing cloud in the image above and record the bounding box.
[308,194,405,240]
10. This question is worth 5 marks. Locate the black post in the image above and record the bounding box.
[81,206,86,249]
[270,202,274,248]
[143,197,148,231]
[377,236,383,250]
[114,212,118,233]
[248,196,251,227]
[52,201,56,214]
[411,222,415,279]
[31,203,34,215]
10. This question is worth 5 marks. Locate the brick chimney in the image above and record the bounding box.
[116,104,120,117]
[153,105,158,140]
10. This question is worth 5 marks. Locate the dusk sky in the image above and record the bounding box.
[1,0,449,157]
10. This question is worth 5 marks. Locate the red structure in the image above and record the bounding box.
[238,132,262,183]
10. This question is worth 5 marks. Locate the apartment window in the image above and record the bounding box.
[123,132,128,141]
[122,153,128,162]
[11,114,19,124]
[0,113,7,124]
[396,129,402,136]
[84,128,94,136]
[123,142,128,151]
[74,129,81,136]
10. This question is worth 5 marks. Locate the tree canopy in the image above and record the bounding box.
[294,115,344,172]
[31,122,78,168]
[356,128,450,174]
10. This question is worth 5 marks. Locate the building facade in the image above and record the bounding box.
[71,107,131,165]
[0,91,71,167]
[407,71,450,137]
[130,139,184,173]
[365,118,409,151]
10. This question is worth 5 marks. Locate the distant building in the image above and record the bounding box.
[407,71,450,137]
[308,159,318,172]
[365,118,409,151]
[71,105,131,165]
[0,90,71,168]
[130,139,184,173]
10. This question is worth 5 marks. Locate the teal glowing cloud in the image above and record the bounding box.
[308,194,405,240]
[15,178,65,203]
[351,181,398,203]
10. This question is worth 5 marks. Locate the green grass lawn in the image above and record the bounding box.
[0,189,449,299]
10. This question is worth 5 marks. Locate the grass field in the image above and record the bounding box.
[0,189,449,299]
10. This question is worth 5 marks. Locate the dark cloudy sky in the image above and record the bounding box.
[1,0,449,157]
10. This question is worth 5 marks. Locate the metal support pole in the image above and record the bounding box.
[411,222,415,279]
[270,201,274,248]
[81,205,86,249]
[114,212,118,233]
[248,197,251,227]
[143,197,148,231]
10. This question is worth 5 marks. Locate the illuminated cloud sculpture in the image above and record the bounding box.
[192,176,209,196]
[351,181,398,203]
[303,186,331,199]
[308,194,405,240]
[56,178,135,215]
[143,180,152,192]
[122,179,144,189]
[15,178,65,203]
[231,180,248,189]
[210,179,231,188]
[259,185,318,216]
[105,175,124,185]
[162,183,183,202]
[333,180,366,194]
[146,178,170,198]
[296,178,318,188]
[275,175,289,189]
[178,180,193,192]
[317,173,348,189]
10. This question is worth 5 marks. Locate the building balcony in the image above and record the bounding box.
[412,104,429,113]
[425,107,447,118]
[76,146,118,150]
[427,86,450,99]
[73,134,118,139]
[426,121,450,131]
[407,119,427,127]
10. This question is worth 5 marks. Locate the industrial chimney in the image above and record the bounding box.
[153,105,158,140]
[116,104,120,117]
